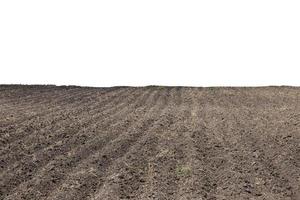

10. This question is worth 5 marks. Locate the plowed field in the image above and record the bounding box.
[0,85,299,200]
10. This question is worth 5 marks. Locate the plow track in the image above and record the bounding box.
[0,86,300,200]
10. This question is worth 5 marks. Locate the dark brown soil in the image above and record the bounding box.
[0,85,299,200]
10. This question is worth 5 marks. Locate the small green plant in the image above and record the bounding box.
[175,165,192,177]
[157,86,166,89]
[207,87,218,91]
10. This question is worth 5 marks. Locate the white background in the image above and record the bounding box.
[1,1,300,87]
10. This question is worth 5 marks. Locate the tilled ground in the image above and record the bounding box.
[0,85,299,200]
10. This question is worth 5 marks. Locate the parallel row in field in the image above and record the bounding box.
[0,86,299,200]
